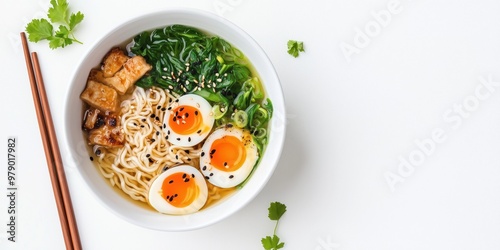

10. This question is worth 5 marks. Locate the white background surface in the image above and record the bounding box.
[2,0,500,249]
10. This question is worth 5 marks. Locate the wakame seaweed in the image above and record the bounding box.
[130,24,273,153]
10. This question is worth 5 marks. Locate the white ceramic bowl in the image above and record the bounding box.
[63,8,286,231]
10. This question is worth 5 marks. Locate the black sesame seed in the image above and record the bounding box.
[155,117,160,121]
[210,149,216,155]
[169,180,174,184]
[161,107,166,111]
[150,114,156,118]
[142,118,146,122]
[229,175,234,179]
[166,195,170,199]
[146,154,151,158]
[141,125,145,128]
[191,174,195,178]
[224,162,227,166]
[210,173,214,176]
[201,152,205,157]
[176,155,178,160]
[173,117,177,122]
[156,131,160,136]
[90,156,94,161]
[184,150,190,154]
[227,123,233,128]
[177,138,181,141]
[184,178,190,182]
[162,166,169,172]
[185,113,189,118]
[108,118,117,127]
[174,194,178,197]
[169,196,174,202]
[197,129,202,134]
[151,139,156,143]
[157,105,161,109]
[205,176,210,180]
[180,107,184,112]
[168,107,172,110]
[133,122,137,126]
[188,137,191,142]
[163,123,166,129]
[182,173,187,178]
[194,111,199,116]
[166,135,169,140]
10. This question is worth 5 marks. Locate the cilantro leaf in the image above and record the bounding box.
[261,235,285,250]
[25,0,83,49]
[287,40,305,58]
[262,202,287,249]
[69,11,84,30]
[48,0,69,23]
[268,201,287,221]
[25,19,53,42]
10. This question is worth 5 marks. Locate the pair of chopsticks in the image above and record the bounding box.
[20,32,82,250]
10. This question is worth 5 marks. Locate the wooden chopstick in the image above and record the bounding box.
[20,32,82,250]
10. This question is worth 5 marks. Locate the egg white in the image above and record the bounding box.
[200,125,259,188]
[148,165,208,215]
[163,94,215,147]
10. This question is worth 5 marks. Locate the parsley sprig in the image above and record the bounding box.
[25,0,84,49]
[287,40,305,58]
[261,201,287,250]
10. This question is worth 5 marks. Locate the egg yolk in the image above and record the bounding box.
[209,135,247,172]
[169,105,203,135]
[161,172,199,208]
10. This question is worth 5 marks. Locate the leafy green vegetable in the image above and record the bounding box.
[287,40,305,58]
[262,202,287,250]
[130,25,273,158]
[25,0,84,49]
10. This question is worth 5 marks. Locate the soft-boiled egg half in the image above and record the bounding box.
[164,94,215,146]
[200,125,259,188]
[148,165,208,215]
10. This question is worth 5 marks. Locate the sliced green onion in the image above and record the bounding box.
[232,110,248,128]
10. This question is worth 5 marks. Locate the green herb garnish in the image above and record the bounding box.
[130,25,273,156]
[287,40,304,58]
[261,201,287,250]
[25,0,84,49]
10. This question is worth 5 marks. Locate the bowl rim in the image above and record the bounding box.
[62,7,287,231]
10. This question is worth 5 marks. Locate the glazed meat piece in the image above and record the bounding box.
[80,80,119,112]
[101,47,129,77]
[87,114,123,147]
[82,108,102,130]
[99,56,152,95]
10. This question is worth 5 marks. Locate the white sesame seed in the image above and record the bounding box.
[162,75,167,79]
[163,67,168,71]
[216,78,222,82]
